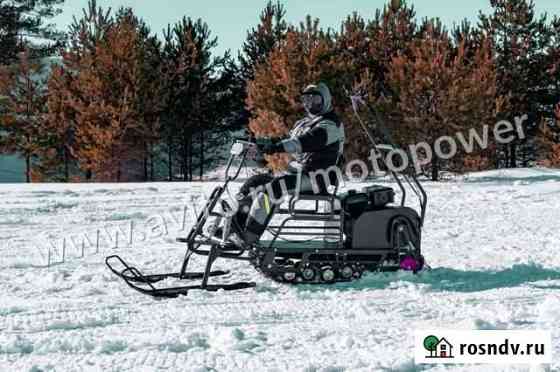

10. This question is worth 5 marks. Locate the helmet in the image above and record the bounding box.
[301,82,333,117]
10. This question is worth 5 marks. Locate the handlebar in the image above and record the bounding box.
[225,139,271,182]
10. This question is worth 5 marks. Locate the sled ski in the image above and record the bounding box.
[106,252,255,299]
[105,153,259,298]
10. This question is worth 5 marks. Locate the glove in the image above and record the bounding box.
[257,138,284,155]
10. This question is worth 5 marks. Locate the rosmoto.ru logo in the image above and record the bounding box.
[415,330,552,364]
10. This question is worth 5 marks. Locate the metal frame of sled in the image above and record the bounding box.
[106,91,429,298]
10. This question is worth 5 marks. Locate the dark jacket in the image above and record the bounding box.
[280,83,345,172]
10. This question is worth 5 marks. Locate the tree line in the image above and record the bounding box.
[0,0,244,182]
[1,0,560,182]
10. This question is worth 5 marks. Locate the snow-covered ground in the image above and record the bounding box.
[1,168,560,372]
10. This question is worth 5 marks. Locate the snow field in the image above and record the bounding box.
[1,169,560,371]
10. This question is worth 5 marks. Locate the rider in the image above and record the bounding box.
[229,82,345,248]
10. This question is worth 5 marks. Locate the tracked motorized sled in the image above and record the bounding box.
[106,91,428,298]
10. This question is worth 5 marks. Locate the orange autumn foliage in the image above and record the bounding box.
[386,23,503,179]
[247,19,335,171]
[537,104,560,168]
[0,50,47,182]
[46,13,156,181]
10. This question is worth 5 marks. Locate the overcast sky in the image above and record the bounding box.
[53,1,560,57]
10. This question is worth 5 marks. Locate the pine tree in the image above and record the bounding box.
[479,0,552,168]
[536,104,560,167]
[193,52,248,179]
[43,0,113,181]
[334,0,418,161]
[160,17,220,181]
[239,1,287,82]
[536,28,560,167]
[550,16,560,98]
[330,13,374,162]
[386,20,501,180]
[367,0,417,77]
[46,1,165,181]
[227,1,289,136]
[70,17,141,181]
[0,0,65,66]
[43,64,75,181]
[115,8,163,181]
[0,50,47,182]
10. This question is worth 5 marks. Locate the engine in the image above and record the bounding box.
[341,185,421,251]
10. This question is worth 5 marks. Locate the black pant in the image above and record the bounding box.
[235,172,313,242]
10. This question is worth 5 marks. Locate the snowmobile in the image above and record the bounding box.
[106,91,428,298]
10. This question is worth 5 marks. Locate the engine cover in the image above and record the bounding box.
[350,207,421,250]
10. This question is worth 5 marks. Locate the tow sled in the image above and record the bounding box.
[106,91,428,298]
